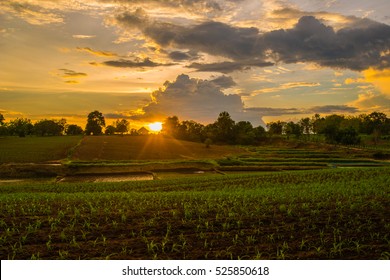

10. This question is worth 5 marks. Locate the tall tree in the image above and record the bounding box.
[162,116,180,137]
[266,121,285,135]
[214,111,235,143]
[8,118,33,137]
[105,125,116,135]
[298,117,312,140]
[115,119,130,135]
[335,126,361,145]
[318,114,345,143]
[66,124,83,135]
[361,112,389,144]
[85,110,105,135]
[33,119,66,136]
[254,125,267,142]
[0,114,7,135]
[177,120,205,142]
[233,121,255,145]
[284,121,303,139]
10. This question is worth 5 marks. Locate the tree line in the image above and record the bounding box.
[1,110,389,146]
[266,111,390,145]
[0,116,83,137]
[161,111,390,146]
[0,110,132,137]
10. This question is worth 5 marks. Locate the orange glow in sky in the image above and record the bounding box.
[0,1,389,127]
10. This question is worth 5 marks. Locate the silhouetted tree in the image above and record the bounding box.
[233,121,255,145]
[8,118,33,137]
[254,125,267,142]
[298,117,312,140]
[335,126,361,145]
[66,124,83,135]
[105,125,116,135]
[177,120,205,142]
[361,112,388,134]
[311,114,322,135]
[284,121,303,139]
[115,119,130,135]
[316,114,345,143]
[0,114,7,135]
[266,121,285,135]
[214,111,235,143]
[34,119,66,136]
[162,116,180,137]
[85,110,105,135]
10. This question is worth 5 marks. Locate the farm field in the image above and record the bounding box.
[0,167,389,260]
[0,136,82,163]
[71,135,245,161]
[1,135,389,260]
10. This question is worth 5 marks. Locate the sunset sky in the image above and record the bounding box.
[1,0,389,128]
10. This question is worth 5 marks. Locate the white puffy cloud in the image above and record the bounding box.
[136,74,265,126]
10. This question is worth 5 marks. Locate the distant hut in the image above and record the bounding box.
[138,127,149,135]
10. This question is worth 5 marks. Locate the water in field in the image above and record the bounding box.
[0,179,25,184]
[60,170,218,182]
[58,173,154,183]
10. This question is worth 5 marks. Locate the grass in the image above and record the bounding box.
[0,136,82,163]
[1,135,389,259]
[71,135,245,161]
[0,167,389,260]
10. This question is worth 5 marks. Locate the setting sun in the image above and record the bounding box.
[148,122,163,132]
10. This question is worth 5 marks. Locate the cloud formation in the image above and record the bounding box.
[210,75,237,89]
[99,0,222,14]
[263,16,390,71]
[136,74,264,125]
[246,105,359,116]
[168,50,199,61]
[77,47,117,57]
[102,58,175,68]
[115,9,390,72]
[189,61,274,73]
[59,69,87,78]
[251,82,321,95]
[0,1,64,25]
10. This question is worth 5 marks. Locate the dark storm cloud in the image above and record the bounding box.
[104,113,133,119]
[210,75,237,89]
[116,13,265,60]
[188,61,274,73]
[309,105,359,114]
[168,50,199,61]
[246,105,359,116]
[245,107,303,116]
[102,57,175,68]
[115,10,390,72]
[263,16,390,71]
[100,0,222,13]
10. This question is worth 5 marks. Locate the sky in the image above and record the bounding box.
[0,0,389,128]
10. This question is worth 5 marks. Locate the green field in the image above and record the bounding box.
[0,136,389,259]
[0,136,82,163]
[0,168,389,259]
